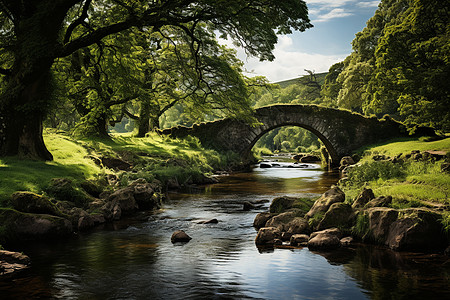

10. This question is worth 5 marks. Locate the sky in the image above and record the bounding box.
[222,0,381,82]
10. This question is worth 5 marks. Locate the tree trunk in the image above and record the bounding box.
[0,66,54,160]
[96,113,110,138]
[137,101,151,137]
[0,0,76,160]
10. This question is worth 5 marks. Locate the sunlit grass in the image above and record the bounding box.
[342,138,450,207]
[0,131,237,205]
[0,133,103,205]
[358,137,450,158]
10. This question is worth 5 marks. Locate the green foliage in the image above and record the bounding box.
[324,0,449,133]
[336,56,373,113]
[441,212,450,235]
[255,126,321,152]
[352,213,370,238]
[292,197,316,214]
[1,0,313,160]
[308,212,325,228]
[344,161,407,186]
[341,137,450,206]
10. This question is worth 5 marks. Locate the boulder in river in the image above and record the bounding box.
[171,230,192,243]
[361,207,399,243]
[300,155,320,163]
[310,228,342,240]
[253,212,274,229]
[266,210,298,231]
[340,236,354,247]
[305,186,345,219]
[198,218,219,224]
[286,217,310,236]
[386,208,446,252]
[259,163,272,168]
[107,187,138,214]
[317,203,354,231]
[290,234,309,247]
[0,208,73,242]
[255,227,282,245]
[243,201,256,211]
[269,196,296,213]
[308,233,341,250]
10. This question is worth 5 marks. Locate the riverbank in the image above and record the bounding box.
[0,131,244,251]
[254,136,450,253]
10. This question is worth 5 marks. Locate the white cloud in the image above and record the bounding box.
[306,0,355,8]
[232,36,345,82]
[312,8,353,23]
[356,1,380,8]
[307,0,380,22]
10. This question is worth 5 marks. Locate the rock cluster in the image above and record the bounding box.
[0,178,163,244]
[0,250,31,279]
[254,186,448,253]
[292,154,321,163]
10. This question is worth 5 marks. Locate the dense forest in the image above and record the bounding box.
[0,0,448,159]
[0,0,312,160]
[251,0,449,152]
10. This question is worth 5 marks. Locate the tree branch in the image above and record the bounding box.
[124,109,139,120]
[63,0,92,44]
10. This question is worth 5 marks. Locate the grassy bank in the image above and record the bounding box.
[340,137,450,208]
[0,130,239,206]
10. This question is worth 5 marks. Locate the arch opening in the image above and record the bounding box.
[246,124,339,166]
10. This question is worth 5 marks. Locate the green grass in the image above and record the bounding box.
[0,133,102,205]
[0,131,237,205]
[341,137,450,207]
[357,137,450,158]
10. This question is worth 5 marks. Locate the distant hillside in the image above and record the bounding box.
[275,72,328,89]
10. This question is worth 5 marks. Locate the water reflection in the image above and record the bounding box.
[1,164,449,299]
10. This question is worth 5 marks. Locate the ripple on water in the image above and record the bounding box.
[3,164,450,299]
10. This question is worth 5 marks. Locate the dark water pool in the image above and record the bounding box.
[1,161,449,299]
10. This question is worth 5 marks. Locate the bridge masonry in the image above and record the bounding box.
[161,105,423,166]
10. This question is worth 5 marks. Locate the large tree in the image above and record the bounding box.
[0,0,311,160]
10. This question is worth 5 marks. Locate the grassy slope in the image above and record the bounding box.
[275,72,328,88]
[342,137,450,207]
[0,131,232,206]
[0,134,102,205]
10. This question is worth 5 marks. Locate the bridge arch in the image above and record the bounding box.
[247,123,339,163]
[162,105,408,166]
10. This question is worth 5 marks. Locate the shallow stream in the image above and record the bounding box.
[1,159,449,299]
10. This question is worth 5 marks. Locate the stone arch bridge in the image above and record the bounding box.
[161,105,413,166]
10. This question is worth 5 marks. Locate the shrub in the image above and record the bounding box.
[344,161,406,186]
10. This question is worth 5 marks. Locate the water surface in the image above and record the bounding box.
[1,161,449,299]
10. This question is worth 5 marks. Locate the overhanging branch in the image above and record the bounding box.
[63,0,93,44]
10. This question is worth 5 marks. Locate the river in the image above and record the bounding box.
[1,160,449,299]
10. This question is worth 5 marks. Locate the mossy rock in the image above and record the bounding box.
[80,180,104,198]
[0,208,72,244]
[44,178,92,208]
[10,192,62,216]
[305,186,345,218]
[317,203,354,231]
[292,198,315,216]
[266,210,299,231]
[269,196,296,213]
